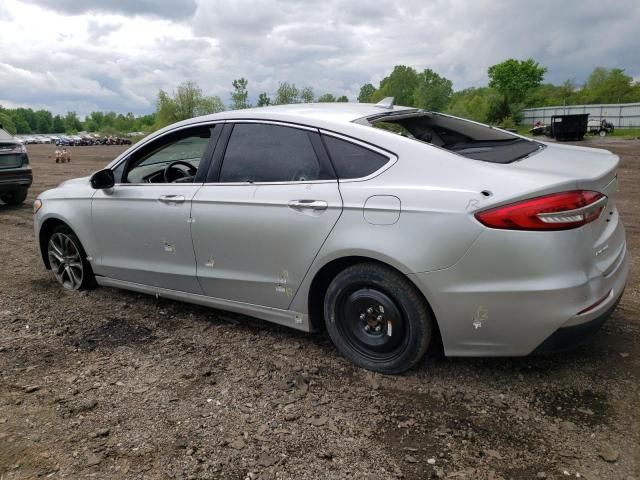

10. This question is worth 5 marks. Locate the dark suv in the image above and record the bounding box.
[0,126,32,205]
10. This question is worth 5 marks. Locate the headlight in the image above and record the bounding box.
[33,199,42,214]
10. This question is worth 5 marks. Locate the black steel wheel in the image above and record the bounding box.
[324,263,433,374]
[47,225,95,290]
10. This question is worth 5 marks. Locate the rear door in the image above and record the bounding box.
[191,122,342,309]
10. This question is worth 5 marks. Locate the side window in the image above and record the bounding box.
[219,123,331,183]
[322,135,389,179]
[125,126,212,183]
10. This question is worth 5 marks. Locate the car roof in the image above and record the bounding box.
[175,102,418,130]
[0,127,17,143]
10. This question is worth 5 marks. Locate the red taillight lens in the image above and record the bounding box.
[475,190,607,231]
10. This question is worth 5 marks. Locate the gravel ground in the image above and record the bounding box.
[1,141,639,480]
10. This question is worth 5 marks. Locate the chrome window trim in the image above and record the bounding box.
[318,129,398,183]
[227,119,318,132]
[111,182,206,187]
[201,180,338,186]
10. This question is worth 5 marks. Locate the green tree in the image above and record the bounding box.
[156,90,177,127]
[300,87,314,103]
[488,58,547,105]
[257,92,271,107]
[274,82,299,105]
[85,111,106,131]
[357,83,376,103]
[526,80,577,107]
[446,87,497,124]
[13,116,32,134]
[413,69,453,111]
[52,115,65,133]
[156,81,224,128]
[34,110,53,133]
[0,113,17,135]
[371,66,419,106]
[230,77,250,110]
[201,96,225,114]
[580,67,638,103]
[64,111,82,133]
[336,95,349,102]
[317,93,336,102]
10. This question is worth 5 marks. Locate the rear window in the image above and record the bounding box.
[0,144,23,168]
[322,135,389,179]
[369,112,541,164]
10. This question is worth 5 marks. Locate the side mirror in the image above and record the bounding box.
[90,169,115,189]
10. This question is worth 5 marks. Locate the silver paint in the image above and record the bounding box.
[34,103,629,357]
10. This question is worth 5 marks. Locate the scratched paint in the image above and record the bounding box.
[473,305,488,329]
[162,240,175,254]
[276,270,293,297]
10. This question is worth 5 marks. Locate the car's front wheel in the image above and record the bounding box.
[47,225,95,290]
[324,263,433,374]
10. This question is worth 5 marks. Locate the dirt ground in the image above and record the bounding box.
[1,140,639,480]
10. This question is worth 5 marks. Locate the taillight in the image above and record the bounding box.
[475,190,607,231]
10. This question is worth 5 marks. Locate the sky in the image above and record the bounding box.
[0,0,638,117]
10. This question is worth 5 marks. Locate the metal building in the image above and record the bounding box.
[521,103,640,128]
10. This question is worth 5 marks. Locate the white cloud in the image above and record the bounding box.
[0,0,638,116]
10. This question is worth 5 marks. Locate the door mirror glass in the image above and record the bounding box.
[90,169,115,189]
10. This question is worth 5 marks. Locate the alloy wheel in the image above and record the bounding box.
[47,232,84,290]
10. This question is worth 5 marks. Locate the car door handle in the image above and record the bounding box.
[288,200,328,211]
[159,195,185,204]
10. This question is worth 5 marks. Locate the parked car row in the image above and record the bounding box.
[15,134,133,146]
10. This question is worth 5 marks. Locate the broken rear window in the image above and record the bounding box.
[367,111,542,164]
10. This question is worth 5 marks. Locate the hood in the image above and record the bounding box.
[58,176,91,188]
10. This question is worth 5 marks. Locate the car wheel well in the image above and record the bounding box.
[39,218,70,269]
[307,256,443,352]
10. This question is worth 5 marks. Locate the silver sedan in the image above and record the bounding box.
[33,100,629,373]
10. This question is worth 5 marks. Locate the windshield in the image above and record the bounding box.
[368,111,542,164]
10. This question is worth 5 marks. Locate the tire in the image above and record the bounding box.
[2,188,28,205]
[599,129,607,137]
[46,225,96,290]
[324,263,433,374]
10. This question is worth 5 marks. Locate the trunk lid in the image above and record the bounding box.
[512,142,623,275]
[513,142,618,191]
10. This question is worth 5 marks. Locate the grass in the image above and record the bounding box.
[608,128,640,139]
[515,125,640,140]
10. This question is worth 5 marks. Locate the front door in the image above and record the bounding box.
[191,122,342,309]
[91,125,217,293]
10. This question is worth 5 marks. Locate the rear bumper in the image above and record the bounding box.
[408,225,629,357]
[0,171,32,193]
[532,289,623,353]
